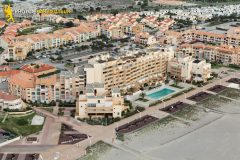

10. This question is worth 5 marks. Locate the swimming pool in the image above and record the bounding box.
[147,88,175,99]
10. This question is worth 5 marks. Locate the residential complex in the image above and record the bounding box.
[1,1,240,159]
[182,29,240,47]
[8,63,81,103]
[1,22,99,61]
[75,83,128,119]
[168,56,211,82]
[0,11,176,61]
[176,43,240,65]
[83,47,174,92]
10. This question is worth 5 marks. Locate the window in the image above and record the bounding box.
[98,100,100,103]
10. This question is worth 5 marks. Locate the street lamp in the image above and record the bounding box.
[183,92,187,99]
[161,100,166,108]
[116,122,119,131]
[201,83,204,92]
[87,135,92,147]
[136,110,142,118]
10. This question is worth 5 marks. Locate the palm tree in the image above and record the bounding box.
[140,92,146,99]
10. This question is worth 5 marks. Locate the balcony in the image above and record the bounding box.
[86,107,113,114]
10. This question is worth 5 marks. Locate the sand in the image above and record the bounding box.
[84,95,240,160]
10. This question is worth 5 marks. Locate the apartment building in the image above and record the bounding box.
[8,63,81,103]
[168,56,211,82]
[84,47,174,92]
[176,43,240,65]
[75,83,128,119]
[0,91,23,111]
[1,22,99,61]
[182,29,240,47]
[134,32,156,45]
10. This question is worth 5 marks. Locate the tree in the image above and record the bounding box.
[111,10,119,16]
[139,92,146,99]
[56,55,63,61]
[96,7,101,12]
[77,14,86,20]
[65,21,74,28]
[89,7,94,12]
[157,16,164,21]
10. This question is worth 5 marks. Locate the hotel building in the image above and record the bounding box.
[168,56,211,82]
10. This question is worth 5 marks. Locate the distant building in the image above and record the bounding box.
[134,32,156,46]
[176,43,240,65]
[75,83,128,119]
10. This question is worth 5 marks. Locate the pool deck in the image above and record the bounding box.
[132,83,193,107]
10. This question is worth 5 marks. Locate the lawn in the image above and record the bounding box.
[0,113,44,136]
[219,88,240,99]
[199,95,232,109]
[174,105,200,121]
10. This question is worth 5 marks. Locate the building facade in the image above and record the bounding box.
[84,47,174,92]
[8,63,81,104]
[168,56,211,82]
[75,83,128,119]
[176,43,240,65]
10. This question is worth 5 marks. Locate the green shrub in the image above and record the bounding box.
[16,119,28,126]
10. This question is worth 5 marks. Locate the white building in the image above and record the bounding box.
[168,56,211,82]
[75,83,128,119]
[0,91,23,111]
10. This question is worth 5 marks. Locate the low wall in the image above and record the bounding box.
[7,110,34,117]
[0,136,21,147]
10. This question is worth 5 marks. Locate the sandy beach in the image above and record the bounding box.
[81,88,240,160]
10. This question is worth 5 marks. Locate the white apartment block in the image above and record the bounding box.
[75,83,128,119]
[168,56,211,82]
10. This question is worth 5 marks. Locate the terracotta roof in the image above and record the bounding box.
[0,70,20,78]
[9,71,35,88]
[0,91,19,101]
[21,64,55,73]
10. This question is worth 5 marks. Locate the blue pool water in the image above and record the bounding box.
[147,88,175,99]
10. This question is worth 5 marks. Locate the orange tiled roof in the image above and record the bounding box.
[0,70,20,78]
[21,64,55,73]
[9,71,35,88]
[0,91,19,101]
